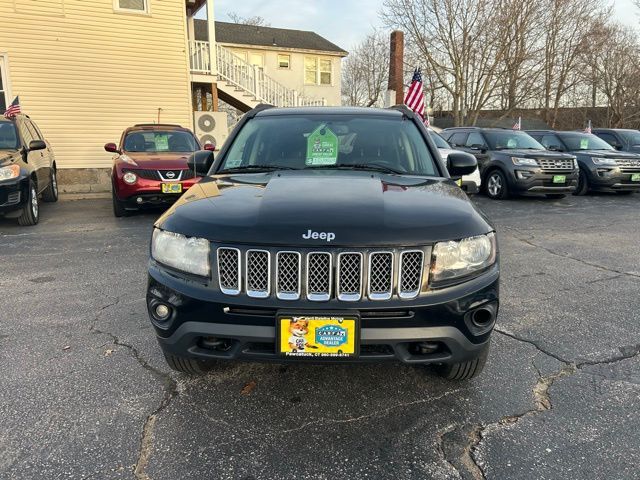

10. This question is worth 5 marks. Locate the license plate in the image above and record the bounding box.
[552,175,566,184]
[161,183,182,193]
[277,314,359,358]
[631,173,640,182]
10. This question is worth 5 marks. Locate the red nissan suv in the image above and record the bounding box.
[105,124,209,217]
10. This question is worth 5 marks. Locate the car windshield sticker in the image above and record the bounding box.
[225,158,243,168]
[580,138,589,149]
[306,125,339,166]
[155,134,169,151]
[507,138,517,148]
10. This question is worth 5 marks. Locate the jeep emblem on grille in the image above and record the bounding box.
[302,230,335,242]
[165,171,176,179]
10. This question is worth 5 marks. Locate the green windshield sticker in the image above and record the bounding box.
[306,125,339,166]
[580,138,589,149]
[155,134,169,151]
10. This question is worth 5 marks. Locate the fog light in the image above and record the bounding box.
[123,172,137,184]
[155,304,170,320]
[136,197,143,204]
[516,170,534,179]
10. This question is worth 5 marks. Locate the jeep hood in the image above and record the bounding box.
[156,171,493,246]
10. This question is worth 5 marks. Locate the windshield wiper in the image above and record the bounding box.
[307,164,403,175]
[218,164,298,174]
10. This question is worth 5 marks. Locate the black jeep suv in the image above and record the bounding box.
[146,106,499,380]
[592,128,640,154]
[441,127,578,199]
[527,130,640,195]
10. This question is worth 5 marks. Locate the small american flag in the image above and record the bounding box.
[584,120,592,134]
[512,117,521,130]
[404,68,426,121]
[3,96,21,119]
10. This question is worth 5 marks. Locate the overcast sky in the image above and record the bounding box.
[207,0,639,52]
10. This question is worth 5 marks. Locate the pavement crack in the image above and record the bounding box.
[495,328,571,364]
[504,229,640,280]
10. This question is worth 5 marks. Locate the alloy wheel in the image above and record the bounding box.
[488,174,502,197]
[31,185,39,218]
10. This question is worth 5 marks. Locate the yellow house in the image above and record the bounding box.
[0,0,345,192]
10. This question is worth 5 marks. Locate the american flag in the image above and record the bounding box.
[404,68,426,122]
[3,96,21,119]
[584,120,592,134]
[512,117,521,130]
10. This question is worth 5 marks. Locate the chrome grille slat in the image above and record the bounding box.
[398,251,424,299]
[276,251,301,300]
[246,250,270,298]
[368,252,393,300]
[307,252,332,301]
[337,252,363,301]
[217,248,240,295]
[536,158,575,170]
[615,158,640,168]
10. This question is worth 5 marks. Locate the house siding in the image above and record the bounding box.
[0,0,193,169]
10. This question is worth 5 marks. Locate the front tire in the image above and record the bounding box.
[112,186,129,217]
[573,169,589,196]
[435,343,489,380]
[163,352,215,374]
[42,167,59,203]
[18,180,40,226]
[485,170,510,199]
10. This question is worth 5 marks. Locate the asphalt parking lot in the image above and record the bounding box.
[1,192,639,480]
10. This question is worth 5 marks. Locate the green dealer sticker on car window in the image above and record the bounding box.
[306,125,339,166]
[155,134,169,151]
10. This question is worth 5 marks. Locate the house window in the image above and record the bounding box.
[304,57,332,85]
[115,0,148,13]
[0,57,8,112]
[278,54,290,69]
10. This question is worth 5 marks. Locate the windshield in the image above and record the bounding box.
[0,121,19,150]
[557,133,613,151]
[484,131,544,150]
[123,130,198,153]
[428,130,450,149]
[219,115,439,176]
[619,130,640,146]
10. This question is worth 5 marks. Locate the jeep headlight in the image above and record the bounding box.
[511,157,538,167]
[151,229,210,277]
[431,233,496,283]
[0,164,20,181]
[591,157,616,166]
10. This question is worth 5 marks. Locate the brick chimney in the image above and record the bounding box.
[388,31,404,106]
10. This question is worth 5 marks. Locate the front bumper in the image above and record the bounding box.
[146,262,499,365]
[0,176,28,216]
[510,169,578,194]
[586,167,640,192]
[113,170,200,207]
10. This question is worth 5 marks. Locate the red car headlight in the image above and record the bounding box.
[123,171,137,185]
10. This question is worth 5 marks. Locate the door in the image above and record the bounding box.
[16,117,47,191]
[28,119,54,184]
[463,132,490,173]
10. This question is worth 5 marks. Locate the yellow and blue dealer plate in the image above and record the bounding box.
[161,183,182,194]
[278,315,359,358]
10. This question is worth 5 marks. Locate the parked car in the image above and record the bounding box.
[106,124,206,217]
[527,130,640,195]
[427,128,481,194]
[146,105,498,380]
[592,128,640,154]
[441,127,578,199]
[0,115,58,226]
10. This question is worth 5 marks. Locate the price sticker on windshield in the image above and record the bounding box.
[306,125,339,166]
[155,134,169,151]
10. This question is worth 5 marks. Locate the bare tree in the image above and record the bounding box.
[227,12,271,26]
[342,30,389,107]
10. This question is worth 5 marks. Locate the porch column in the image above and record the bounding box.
[206,0,217,77]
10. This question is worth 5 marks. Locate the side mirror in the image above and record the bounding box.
[28,140,47,151]
[614,145,623,151]
[203,143,216,152]
[104,142,120,153]
[187,150,215,176]
[447,152,478,177]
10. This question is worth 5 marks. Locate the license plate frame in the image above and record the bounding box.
[552,175,566,184]
[631,173,640,182]
[276,313,360,359]
[161,183,183,194]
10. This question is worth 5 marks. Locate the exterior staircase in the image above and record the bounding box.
[189,41,327,111]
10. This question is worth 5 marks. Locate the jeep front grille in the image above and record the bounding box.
[216,247,430,302]
[246,250,270,298]
[536,158,575,170]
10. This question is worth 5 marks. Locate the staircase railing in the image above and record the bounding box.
[188,40,326,108]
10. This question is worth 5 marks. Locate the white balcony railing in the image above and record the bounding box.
[188,40,327,108]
